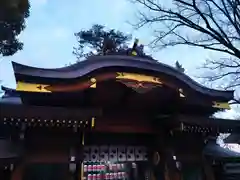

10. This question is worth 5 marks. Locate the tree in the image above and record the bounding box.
[73,24,132,60]
[130,0,240,103]
[0,0,30,56]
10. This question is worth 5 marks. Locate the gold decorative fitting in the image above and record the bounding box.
[91,117,95,128]
[212,101,230,109]
[90,78,96,83]
[179,88,185,97]
[131,51,137,56]
[90,78,97,88]
[116,72,162,84]
[16,81,51,93]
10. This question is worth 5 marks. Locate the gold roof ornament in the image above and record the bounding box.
[131,38,139,56]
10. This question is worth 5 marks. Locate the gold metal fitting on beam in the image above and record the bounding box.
[212,101,230,109]
[91,117,95,128]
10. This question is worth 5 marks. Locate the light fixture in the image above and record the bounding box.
[69,163,76,173]
[10,164,14,171]
[176,161,181,170]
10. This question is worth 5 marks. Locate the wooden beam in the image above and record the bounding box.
[0,104,102,120]
[92,115,156,133]
[93,123,155,133]
[176,115,240,132]
[25,152,69,163]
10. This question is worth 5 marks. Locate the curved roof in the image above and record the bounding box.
[12,55,234,100]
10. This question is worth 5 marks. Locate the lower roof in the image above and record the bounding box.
[0,139,20,160]
[225,134,240,144]
[204,141,240,159]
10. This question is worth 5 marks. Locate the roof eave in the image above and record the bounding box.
[11,58,234,101]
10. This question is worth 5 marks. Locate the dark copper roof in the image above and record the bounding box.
[0,91,102,120]
[0,139,20,160]
[12,55,233,101]
[204,141,240,159]
[225,134,240,144]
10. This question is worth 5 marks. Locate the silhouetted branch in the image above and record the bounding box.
[131,0,240,98]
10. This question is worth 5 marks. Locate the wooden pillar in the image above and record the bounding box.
[202,156,215,180]
[151,130,167,180]
[69,127,85,180]
[164,150,182,180]
[11,164,23,180]
[79,132,85,180]
[11,123,26,180]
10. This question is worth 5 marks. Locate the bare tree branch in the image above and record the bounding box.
[131,0,240,102]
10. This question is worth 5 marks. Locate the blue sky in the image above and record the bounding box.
[0,0,239,114]
[0,0,215,86]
